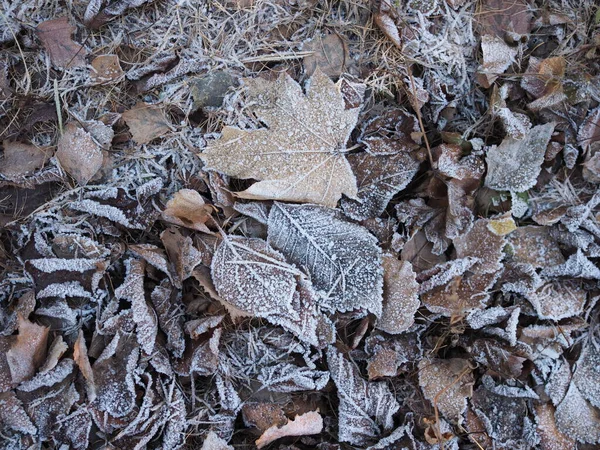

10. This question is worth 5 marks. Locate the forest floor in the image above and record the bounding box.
[1,0,600,449]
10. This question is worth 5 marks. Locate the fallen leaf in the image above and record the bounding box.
[73,329,96,402]
[201,431,234,450]
[0,391,37,435]
[161,227,205,285]
[256,410,323,448]
[122,102,171,144]
[201,69,362,207]
[36,17,87,68]
[418,358,474,422]
[327,346,399,445]
[507,225,564,268]
[535,403,576,450]
[242,402,287,432]
[56,123,104,186]
[485,123,555,193]
[6,314,49,385]
[555,381,600,444]
[476,0,532,38]
[477,35,518,88]
[376,255,419,334]
[90,54,123,83]
[573,342,600,409]
[268,202,383,316]
[303,33,347,77]
[454,218,507,274]
[578,106,600,152]
[374,1,401,48]
[161,189,214,232]
[0,141,52,178]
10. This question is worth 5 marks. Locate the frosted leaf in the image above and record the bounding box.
[161,227,206,287]
[481,375,539,399]
[453,218,507,274]
[477,35,518,87]
[161,189,214,233]
[185,315,225,339]
[418,257,478,294]
[201,69,362,207]
[256,410,323,449]
[54,408,92,450]
[327,346,400,445]
[0,391,37,435]
[0,141,52,178]
[366,422,416,449]
[436,144,485,181]
[578,106,600,151]
[37,281,92,299]
[233,201,270,224]
[572,343,600,409]
[496,107,532,140]
[201,431,234,450]
[555,382,600,444]
[508,226,564,269]
[376,256,419,334]
[535,403,576,450]
[17,359,74,392]
[6,314,49,385]
[258,361,329,393]
[129,243,170,276]
[162,385,187,450]
[445,179,476,242]
[467,306,511,329]
[268,202,383,316]
[74,330,96,402]
[341,151,419,220]
[418,358,474,422]
[485,123,555,192]
[541,249,600,280]
[543,359,571,406]
[150,281,185,358]
[115,259,158,355]
[366,332,422,380]
[28,258,103,273]
[525,281,586,320]
[39,335,68,374]
[56,123,104,186]
[122,102,172,144]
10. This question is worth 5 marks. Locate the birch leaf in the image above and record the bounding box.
[327,346,400,445]
[268,202,383,316]
[201,69,361,207]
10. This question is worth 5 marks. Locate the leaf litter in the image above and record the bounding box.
[1,0,600,448]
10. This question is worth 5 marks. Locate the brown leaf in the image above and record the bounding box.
[525,281,586,320]
[367,347,400,380]
[0,141,52,178]
[6,314,49,385]
[376,255,419,334]
[90,55,123,83]
[453,218,507,274]
[477,35,517,88]
[122,102,172,144]
[418,358,474,422]
[56,123,104,186]
[535,403,576,450]
[242,402,287,432]
[578,106,600,152]
[38,335,68,374]
[161,189,214,232]
[0,391,37,435]
[303,33,347,77]
[507,225,564,269]
[255,410,323,448]
[476,0,532,38]
[374,13,401,48]
[36,17,87,68]
[74,329,96,402]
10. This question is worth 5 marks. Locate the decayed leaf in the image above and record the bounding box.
[453,218,507,274]
[0,141,52,178]
[211,236,332,346]
[256,410,323,448]
[114,259,158,355]
[36,17,87,68]
[268,202,383,316]
[90,55,123,83]
[327,346,400,445]
[341,151,419,220]
[477,35,517,88]
[418,358,474,422]
[485,123,555,192]
[376,256,419,334]
[303,34,347,77]
[578,106,600,151]
[161,189,214,232]
[122,102,172,144]
[56,123,104,186]
[6,314,49,385]
[201,70,362,207]
[535,403,576,450]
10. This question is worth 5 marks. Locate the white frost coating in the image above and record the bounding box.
[18,359,74,392]
[37,281,92,299]
[418,257,477,294]
[467,306,510,329]
[485,123,555,192]
[29,258,102,273]
[258,362,329,393]
[327,346,399,445]
[268,202,383,316]
[555,382,600,444]
[572,343,600,409]
[70,199,142,229]
[201,431,233,450]
[541,249,600,280]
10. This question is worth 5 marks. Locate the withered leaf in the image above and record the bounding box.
[242,402,287,432]
[418,358,474,422]
[535,403,576,450]
[341,151,420,220]
[508,225,564,269]
[578,106,600,151]
[477,35,517,88]
[122,102,172,144]
[0,391,37,435]
[376,256,419,334]
[453,218,507,274]
[7,314,49,385]
[201,431,234,450]
[572,342,600,409]
[36,17,87,68]
[0,141,52,178]
[74,330,96,402]
[90,54,123,83]
[268,202,383,316]
[485,123,555,193]
[327,346,399,445]
[476,0,532,38]
[555,382,600,444]
[56,123,104,186]
[256,410,323,448]
[161,189,214,232]
[303,34,347,77]
[201,69,361,207]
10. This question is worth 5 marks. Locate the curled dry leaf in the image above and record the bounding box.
[268,202,383,316]
[201,69,362,207]
[0,141,52,178]
[485,123,555,193]
[376,255,419,334]
[74,329,96,402]
[255,410,323,448]
[161,189,214,232]
[418,358,474,423]
[36,17,87,68]
[56,123,104,186]
[90,54,124,83]
[122,102,172,145]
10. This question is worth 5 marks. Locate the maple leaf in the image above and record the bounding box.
[268,202,383,316]
[327,346,399,445]
[201,69,362,207]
